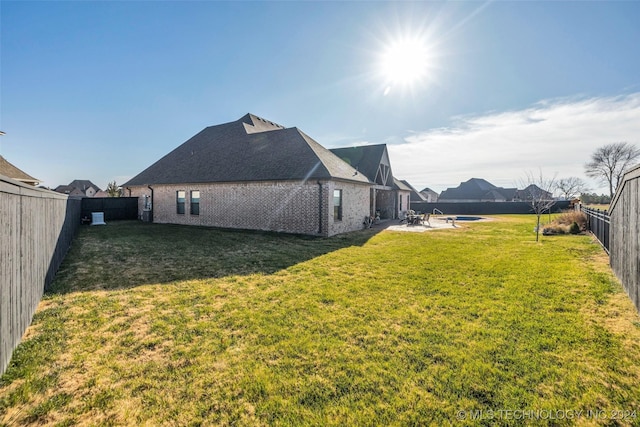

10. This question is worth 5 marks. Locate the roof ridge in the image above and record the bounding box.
[240,113,286,134]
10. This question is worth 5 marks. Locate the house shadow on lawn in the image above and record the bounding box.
[48,220,388,294]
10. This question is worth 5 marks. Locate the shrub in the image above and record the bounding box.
[542,211,586,235]
[569,221,580,234]
[554,210,587,231]
[542,223,569,235]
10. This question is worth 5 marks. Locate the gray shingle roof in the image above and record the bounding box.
[124,114,369,186]
[400,179,427,201]
[68,180,102,192]
[393,177,412,191]
[329,144,388,184]
[439,178,519,201]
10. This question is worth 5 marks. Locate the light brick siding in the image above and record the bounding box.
[128,180,371,237]
[327,181,371,236]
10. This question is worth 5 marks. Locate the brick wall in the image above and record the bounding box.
[327,180,371,236]
[128,180,371,236]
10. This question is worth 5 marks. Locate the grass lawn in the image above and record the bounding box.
[2,216,640,426]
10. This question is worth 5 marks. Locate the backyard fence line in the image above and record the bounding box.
[0,176,81,375]
[580,205,610,254]
[411,201,571,216]
[81,197,138,221]
[609,164,640,314]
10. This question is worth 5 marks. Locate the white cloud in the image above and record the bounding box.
[388,93,640,193]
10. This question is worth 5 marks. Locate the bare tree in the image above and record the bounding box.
[556,177,589,200]
[585,142,640,198]
[520,171,557,242]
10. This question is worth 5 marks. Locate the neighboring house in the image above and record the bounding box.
[439,178,518,202]
[514,184,554,201]
[330,144,406,220]
[123,114,372,237]
[420,187,439,203]
[54,180,103,197]
[0,155,40,186]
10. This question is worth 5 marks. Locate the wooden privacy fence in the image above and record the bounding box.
[609,164,640,314]
[580,206,610,254]
[0,176,81,375]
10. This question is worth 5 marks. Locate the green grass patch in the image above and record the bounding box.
[1,217,640,426]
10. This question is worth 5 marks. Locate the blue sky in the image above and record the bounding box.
[1,1,639,193]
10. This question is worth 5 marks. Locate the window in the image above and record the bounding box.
[399,194,403,211]
[190,190,200,215]
[177,191,186,214]
[333,189,342,221]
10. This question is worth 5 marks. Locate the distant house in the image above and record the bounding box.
[330,144,409,219]
[515,184,554,201]
[438,178,518,202]
[54,180,103,197]
[124,114,373,237]
[0,155,40,186]
[419,187,439,203]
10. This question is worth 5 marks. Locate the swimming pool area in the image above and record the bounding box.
[452,216,484,221]
[435,215,486,222]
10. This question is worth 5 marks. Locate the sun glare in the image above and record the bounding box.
[378,35,434,94]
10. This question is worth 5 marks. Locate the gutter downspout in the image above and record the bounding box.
[147,185,154,223]
[317,180,323,235]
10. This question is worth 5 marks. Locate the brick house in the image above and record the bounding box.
[123,114,372,236]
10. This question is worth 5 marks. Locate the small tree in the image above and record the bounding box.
[106,181,122,197]
[585,142,640,199]
[521,171,557,242]
[556,177,589,200]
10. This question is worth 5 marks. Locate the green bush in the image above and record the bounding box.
[569,221,580,234]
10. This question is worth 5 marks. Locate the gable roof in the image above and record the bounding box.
[516,184,553,200]
[0,155,39,186]
[439,178,493,200]
[124,114,369,186]
[399,179,427,201]
[420,187,439,195]
[54,185,84,196]
[329,144,393,186]
[393,177,412,192]
[68,180,102,192]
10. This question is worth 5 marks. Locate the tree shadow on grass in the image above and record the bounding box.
[48,220,388,294]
